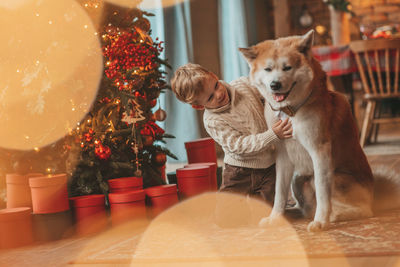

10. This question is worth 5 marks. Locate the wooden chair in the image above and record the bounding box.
[349,39,400,147]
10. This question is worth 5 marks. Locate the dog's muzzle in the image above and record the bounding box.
[272,81,297,102]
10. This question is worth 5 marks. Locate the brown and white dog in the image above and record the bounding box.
[239,30,399,231]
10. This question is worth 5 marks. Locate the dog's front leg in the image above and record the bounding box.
[259,150,294,227]
[307,142,333,231]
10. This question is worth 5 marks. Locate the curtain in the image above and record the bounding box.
[218,0,249,82]
[142,0,201,163]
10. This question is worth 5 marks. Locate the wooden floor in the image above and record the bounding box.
[1,124,399,267]
[0,153,399,266]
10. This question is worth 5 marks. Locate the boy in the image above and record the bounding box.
[171,63,292,204]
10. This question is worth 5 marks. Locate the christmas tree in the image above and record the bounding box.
[67,5,176,196]
[0,3,175,205]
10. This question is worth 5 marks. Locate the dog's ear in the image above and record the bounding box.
[298,30,314,55]
[239,47,258,62]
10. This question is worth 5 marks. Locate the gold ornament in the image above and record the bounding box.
[134,169,142,177]
[134,18,151,32]
[154,108,167,122]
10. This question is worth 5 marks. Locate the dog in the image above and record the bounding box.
[239,30,399,231]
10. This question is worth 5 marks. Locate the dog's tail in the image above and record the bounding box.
[372,166,400,212]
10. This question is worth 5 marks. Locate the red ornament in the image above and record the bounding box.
[95,144,111,160]
[140,121,165,138]
[149,99,157,108]
[100,97,112,103]
[84,129,94,142]
[142,135,154,147]
[152,152,167,166]
[84,133,93,142]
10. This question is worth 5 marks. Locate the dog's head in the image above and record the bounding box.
[240,30,315,109]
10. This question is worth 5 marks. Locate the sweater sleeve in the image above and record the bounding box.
[205,118,279,156]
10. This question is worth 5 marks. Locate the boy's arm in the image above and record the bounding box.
[205,120,279,156]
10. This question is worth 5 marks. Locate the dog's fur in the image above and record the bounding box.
[239,30,396,231]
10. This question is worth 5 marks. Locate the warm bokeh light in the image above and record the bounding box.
[75,0,105,31]
[75,193,313,266]
[0,0,103,150]
[0,0,27,9]
[131,193,308,265]
[139,0,186,9]
[315,24,327,35]
[104,0,143,8]
[105,0,186,9]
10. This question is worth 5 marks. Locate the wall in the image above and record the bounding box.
[351,0,400,27]
[283,0,400,44]
[190,0,221,77]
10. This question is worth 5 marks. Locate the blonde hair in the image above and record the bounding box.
[170,63,214,104]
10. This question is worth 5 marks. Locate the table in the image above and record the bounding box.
[312,43,399,114]
[312,44,358,77]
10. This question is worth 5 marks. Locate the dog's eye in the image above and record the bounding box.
[264,67,272,72]
[283,66,292,71]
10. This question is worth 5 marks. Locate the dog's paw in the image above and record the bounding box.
[258,217,270,227]
[258,215,286,228]
[307,220,329,232]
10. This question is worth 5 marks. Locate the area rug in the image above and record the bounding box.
[72,193,400,265]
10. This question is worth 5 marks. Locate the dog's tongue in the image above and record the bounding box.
[273,93,286,102]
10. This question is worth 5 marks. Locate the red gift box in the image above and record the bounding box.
[145,184,178,217]
[108,190,147,225]
[184,137,217,165]
[108,177,143,193]
[176,166,211,199]
[69,194,108,236]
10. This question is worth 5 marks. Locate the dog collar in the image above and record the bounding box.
[269,104,295,117]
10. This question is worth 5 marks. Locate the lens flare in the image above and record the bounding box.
[104,0,186,9]
[0,0,103,150]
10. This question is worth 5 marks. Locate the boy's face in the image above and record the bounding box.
[192,74,230,110]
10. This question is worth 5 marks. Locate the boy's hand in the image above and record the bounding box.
[272,118,292,139]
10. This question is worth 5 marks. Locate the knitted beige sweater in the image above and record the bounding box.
[204,77,278,169]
